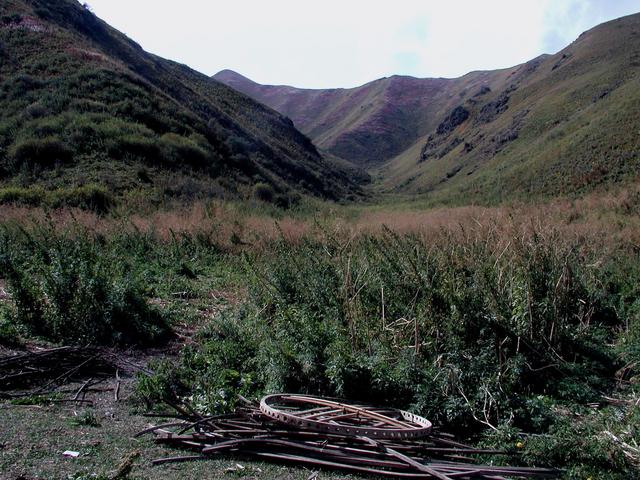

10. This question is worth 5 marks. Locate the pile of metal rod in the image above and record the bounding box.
[140,394,560,479]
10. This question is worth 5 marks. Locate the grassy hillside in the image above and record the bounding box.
[213,69,500,167]
[0,0,365,211]
[215,13,640,204]
[379,13,640,203]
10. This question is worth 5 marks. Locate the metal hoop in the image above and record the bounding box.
[259,394,432,440]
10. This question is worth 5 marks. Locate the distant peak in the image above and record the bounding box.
[214,69,239,76]
[213,69,249,81]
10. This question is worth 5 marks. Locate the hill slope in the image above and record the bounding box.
[380,13,640,202]
[213,69,484,167]
[0,0,364,208]
[214,13,640,203]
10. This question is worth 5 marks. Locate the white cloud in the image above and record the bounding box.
[542,0,640,52]
[84,0,639,88]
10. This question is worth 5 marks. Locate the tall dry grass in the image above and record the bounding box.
[0,185,638,253]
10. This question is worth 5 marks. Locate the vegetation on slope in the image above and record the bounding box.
[380,13,640,203]
[213,69,473,166]
[216,13,640,204]
[0,0,365,212]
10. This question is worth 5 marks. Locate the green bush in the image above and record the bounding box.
[25,102,49,120]
[134,226,639,477]
[0,186,46,206]
[0,185,113,213]
[8,136,73,170]
[479,402,639,480]
[107,133,159,162]
[152,229,622,419]
[158,133,210,170]
[49,184,113,213]
[135,359,193,411]
[252,182,275,203]
[0,228,169,346]
[0,307,22,347]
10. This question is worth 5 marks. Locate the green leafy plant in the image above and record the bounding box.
[135,223,639,478]
[0,225,170,346]
[69,410,101,428]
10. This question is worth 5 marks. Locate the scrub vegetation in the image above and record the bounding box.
[1,187,639,479]
[0,0,366,211]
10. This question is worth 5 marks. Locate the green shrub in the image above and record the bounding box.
[252,182,275,203]
[0,185,113,213]
[275,191,301,209]
[130,225,640,478]
[134,359,191,411]
[0,186,46,206]
[8,136,73,170]
[0,307,22,347]
[49,184,113,213]
[0,228,170,346]
[158,133,210,170]
[480,403,639,480]
[152,229,623,421]
[25,102,49,119]
[107,133,159,162]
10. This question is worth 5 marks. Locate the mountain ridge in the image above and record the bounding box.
[0,0,366,208]
[212,60,551,168]
[214,12,640,202]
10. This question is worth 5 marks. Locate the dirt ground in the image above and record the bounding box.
[0,275,356,480]
[0,371,358,480]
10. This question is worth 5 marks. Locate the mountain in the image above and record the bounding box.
[214,13,640,203]
[212,69,498,168]
[0,0,365,209]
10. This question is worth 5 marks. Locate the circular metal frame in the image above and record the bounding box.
[259,394,432,440]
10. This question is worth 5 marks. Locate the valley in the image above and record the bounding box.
[215,13,640,204]
[0,2,639,480]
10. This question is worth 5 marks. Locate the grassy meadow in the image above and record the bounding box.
[1,186,639,479]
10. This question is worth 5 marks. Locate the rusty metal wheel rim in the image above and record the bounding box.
[259,394,432,439]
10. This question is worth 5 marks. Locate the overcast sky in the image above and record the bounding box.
[85,0,639,89]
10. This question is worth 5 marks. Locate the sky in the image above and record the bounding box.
[84,0,640,89]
